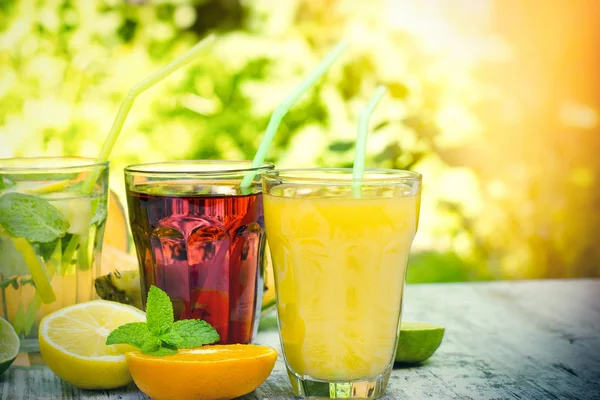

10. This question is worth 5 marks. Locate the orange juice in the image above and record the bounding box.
[264,186,420,381]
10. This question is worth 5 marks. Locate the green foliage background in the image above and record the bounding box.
[1,0,599,283]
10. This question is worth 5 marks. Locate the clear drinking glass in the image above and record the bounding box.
[0,157,109,352]
[262,168,422,399]
[124,161,273,344]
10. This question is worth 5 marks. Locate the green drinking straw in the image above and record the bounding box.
[37,34,216,335]
[240,39,350,188]
[82,33,216,193]
[352,85,387,198]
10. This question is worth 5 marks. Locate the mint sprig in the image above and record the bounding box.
[0,192,69,243]
[105,322,151,348]
[106,285,220,356]
[146,283,174,336]
[161,320,220,348]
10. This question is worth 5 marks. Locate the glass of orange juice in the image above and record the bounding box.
[262,168,421,398]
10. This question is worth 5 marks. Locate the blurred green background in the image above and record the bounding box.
[1,0,599,283]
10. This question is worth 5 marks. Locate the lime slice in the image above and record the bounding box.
[0,317,20,375]
[395,321,445,364]
[258,312,278,332]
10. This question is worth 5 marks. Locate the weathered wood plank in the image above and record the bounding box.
[399,279,600,400]
[1,280,599,399]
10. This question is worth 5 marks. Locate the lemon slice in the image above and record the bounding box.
[11,237,55,304]
[395,321,445,364]
[26,180,71,194]
[39,300,145,389]
[46,195,92,236]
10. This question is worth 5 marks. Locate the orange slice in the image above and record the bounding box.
[126,345,277,400]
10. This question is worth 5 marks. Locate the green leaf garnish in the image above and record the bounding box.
[161,320,221,349]
[146,285,174,336]
[106,322,151,348]
[0,193,69,243]
[144,346,178,357]
[36,238,60,262]
[141,336,162,354]
[106,285,220,357]
[0,277,18,289]
[0,234,29,276]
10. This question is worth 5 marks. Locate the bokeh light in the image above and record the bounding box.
[1,0,598,282]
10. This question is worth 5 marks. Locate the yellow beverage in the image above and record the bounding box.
[264,184,420,381]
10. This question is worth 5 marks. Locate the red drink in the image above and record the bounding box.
[126,180,266,344]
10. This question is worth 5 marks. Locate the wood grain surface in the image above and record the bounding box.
[1,279,599,399]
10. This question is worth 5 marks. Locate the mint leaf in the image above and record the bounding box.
[36,238,60,261]
[90,196,107,226]
[0,277,18,289]
[141,335,178,356]
[107,286,221,357]
[0,193,69,243]
[106,322,150,348]
[141,336,162,354]
[144,346,177,357]
[0,234,29,276]
[146,285,174,336]
[161,319,220,349]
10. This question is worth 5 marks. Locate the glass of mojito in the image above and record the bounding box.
[0,157,109,352]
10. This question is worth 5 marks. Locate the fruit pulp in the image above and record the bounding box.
[264,185,420,380]
[126,182,265,344]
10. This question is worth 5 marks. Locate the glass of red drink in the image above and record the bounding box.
[124,161,273,344]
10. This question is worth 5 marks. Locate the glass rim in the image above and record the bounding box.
[0,156,108,173]
[263,168,422,184]
[124,160,275,175]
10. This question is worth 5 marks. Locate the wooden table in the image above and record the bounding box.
[1,279,599,399]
